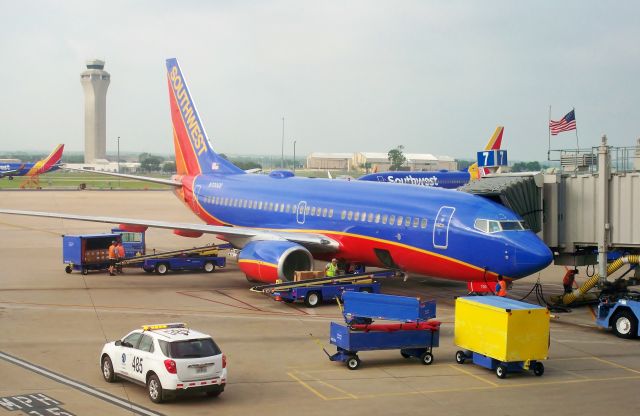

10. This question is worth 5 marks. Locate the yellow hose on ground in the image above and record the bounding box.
[562,255,640,305]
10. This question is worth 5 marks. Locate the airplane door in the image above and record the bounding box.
[433,206,455,249]
[296,201,307,224]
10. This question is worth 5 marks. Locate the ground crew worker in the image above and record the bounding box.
[107,241,117,276]
[325,258,338,277]
[563,268,578,294]
[495,275,508,297]
[116,241,126,274]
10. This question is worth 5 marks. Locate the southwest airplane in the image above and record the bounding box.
[0,144,64,179]
[358,127,504,189]
[0,59,552,284]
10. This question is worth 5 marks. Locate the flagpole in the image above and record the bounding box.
[548,105,552,161]
[573,107,580,172]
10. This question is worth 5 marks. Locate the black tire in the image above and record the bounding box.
[496,364,507,379]
[455,350,466,364]
[304,291,322,308]
[612,310,638,339]
[101,356,116,383]
[533,362,544,376]
[147,374,164,403]
[400,350,410,359]
[206,390,223,398]
[155,263,169,275]
[346,355,361,370]
[65,265,73,274]
[420,351,433,365]
[81,267,88,275]
[143,266,154,273]
[203,261,215,273]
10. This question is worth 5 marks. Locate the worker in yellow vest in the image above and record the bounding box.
[495,275,508,297]
[325,258,338,277]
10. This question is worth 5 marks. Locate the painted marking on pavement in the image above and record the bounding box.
[0,351,164,416]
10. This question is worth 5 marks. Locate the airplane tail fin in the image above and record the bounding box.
[27,144,64,176]
[468,126,504,179]
[165,58,244,176]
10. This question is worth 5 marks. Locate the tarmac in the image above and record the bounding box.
[1,190,639,416]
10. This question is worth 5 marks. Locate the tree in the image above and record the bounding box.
[359,162,372,174]
[387,145,407,171]
[455,159,473,171]
[140,156,162,172]
[511,161,542,172]
[162,161,176,173]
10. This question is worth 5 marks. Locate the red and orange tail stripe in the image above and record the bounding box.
[26,144,64,176]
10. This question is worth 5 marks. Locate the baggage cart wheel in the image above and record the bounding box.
[203,261,215,273]
[420,351,433,365]
[304,291,322,308]
[346,355,361,370]
[155,263,169,275]
[612,310,638,339]
[496,364,507,379]
[81,267,88,275]
[533,362,544,376]
[455,350,466,364]
[65,265,73,274]
[400,350,410,359]
[143,266,154,273]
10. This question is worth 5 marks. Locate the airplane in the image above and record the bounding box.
[357,126,504,188]
[0,59,552,285]
[0,144,65,180]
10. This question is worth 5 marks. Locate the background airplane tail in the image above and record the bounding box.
[468,126,504,179]
[27,144,64,176]
[166,58,244,177]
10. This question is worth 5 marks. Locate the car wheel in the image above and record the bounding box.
[496,364,507,379]
[155,263,169,275]
[203,261,215,273]
[346,355,361,370]
[455,350,466,364]
[533,362,544,376]
[304,291,322,308]
[101,356,116,383]
[612,310,638,339]
[147,374,164,403]
[420,352,433,365]
[65,265,73,274]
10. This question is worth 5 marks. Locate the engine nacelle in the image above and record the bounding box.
[238,241,314,283]
[173,229,204,238]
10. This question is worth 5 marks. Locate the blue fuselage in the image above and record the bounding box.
[358,171,471,189]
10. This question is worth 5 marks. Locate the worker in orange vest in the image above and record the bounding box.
[107,241,117,276]
[563,268,578,294]
[116,241,126,274]
[495,275,508,297]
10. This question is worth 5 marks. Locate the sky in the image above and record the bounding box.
[0,0,638,161]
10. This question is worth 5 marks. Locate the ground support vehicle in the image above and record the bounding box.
[99,323,227,403]
[595,295,640,338]
[454,296,549,378]
[252,269,398,307]
[62,233,127,275]
[326,292,440,369]
[140,255,226,275]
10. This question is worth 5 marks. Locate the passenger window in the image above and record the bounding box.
[367,213,374,222]
[329,209,334,218]
[268,202,274,211]
[286,204,291,213]
[243,200,248,208]
[305,206,310,215]
[389,215,395,225]
[341,210,346,220]
[382,214,388,224]
[138,335,154,353]
[413,217,419,227]
[258,201,263,210]
[223,198,229,206]
[405,217,411,227]
[420,218,427,228]
[397,216,403,226]
[347,211,353,220]
[122,332,142,348]
[361,212,366,221]
[354,212,360,221]
[322,208,328,217]
[375,213,381,223]
[311,207,316,216]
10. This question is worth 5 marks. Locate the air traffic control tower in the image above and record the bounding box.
[80,59,110,163]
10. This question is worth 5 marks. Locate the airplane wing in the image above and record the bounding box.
[0,209,339,253]
[61,166,182,187]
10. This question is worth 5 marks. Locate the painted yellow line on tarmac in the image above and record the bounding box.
[590,356,640,374]
[448,364,500,387]
[294,370,358,400]
[287,371,329,400]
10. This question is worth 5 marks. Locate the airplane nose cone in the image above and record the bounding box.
[511,233,553,278]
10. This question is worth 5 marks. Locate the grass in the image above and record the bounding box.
[0,171,173,190]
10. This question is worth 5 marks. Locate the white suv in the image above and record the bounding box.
[100,323,227,403]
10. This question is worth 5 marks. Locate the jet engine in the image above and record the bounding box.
[238,241,314,283]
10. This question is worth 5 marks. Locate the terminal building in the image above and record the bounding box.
[306,152,457,171]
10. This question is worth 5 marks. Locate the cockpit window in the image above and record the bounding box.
[474,219,526,234]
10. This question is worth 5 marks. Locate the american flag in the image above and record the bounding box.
[549,109,576,135]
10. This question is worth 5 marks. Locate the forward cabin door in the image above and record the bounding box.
[433,206,455,249]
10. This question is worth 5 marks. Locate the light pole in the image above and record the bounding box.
[281,117,285,168]
[293,140,297,173]
[117,136,120,174]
